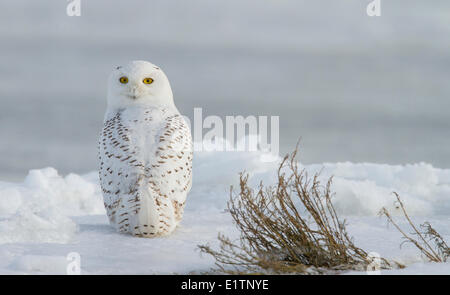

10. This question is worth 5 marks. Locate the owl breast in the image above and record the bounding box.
[98,106,193,237]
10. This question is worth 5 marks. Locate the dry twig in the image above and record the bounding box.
[379,193,449,263]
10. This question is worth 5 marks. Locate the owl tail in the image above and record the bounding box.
[128,185,177,238]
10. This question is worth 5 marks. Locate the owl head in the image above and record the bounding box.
[107,60,174,109]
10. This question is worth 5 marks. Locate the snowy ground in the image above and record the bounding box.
[0,150,449,274]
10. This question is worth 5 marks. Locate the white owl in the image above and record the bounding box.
[98,60,192,237]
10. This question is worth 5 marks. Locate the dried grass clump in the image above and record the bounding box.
[380,193,449,263]
[199,149,390,274]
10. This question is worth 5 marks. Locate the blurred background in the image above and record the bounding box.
[0,0,449,180]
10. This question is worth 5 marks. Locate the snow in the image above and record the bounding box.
[0,150,448,274]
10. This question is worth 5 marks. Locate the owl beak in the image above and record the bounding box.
[128,86,140,99]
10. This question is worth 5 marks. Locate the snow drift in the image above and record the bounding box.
[0,149,448,274]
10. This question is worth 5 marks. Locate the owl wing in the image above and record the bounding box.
[147,113,193,221]
[98,111,148,230]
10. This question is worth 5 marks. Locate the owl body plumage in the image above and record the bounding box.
[98,61,192,237]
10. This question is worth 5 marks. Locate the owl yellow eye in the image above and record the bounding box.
[143,78,154,85]
[119,76,128,84]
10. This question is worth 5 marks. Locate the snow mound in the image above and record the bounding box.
[307,162,450,216]
[0,167,103,244]
[0,151,449,246]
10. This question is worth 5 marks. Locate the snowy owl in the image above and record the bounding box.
[98,60,193,237]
